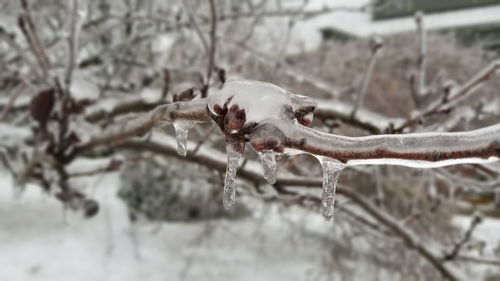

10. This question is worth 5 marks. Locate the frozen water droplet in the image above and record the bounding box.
[320,158,345,221]
[172,121,194,156]
[258,150,278,184]
[174,127,188,156]
[223,142,242,210]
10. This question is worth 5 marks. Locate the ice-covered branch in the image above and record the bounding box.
[270,120,500,167]
[81,80,499,223]
[77,98,211,153]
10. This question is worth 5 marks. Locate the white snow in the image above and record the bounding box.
[140,88,163,104]
[209,80,293,127]
[0,169,333,281]
[283,0,500,54]
[70,75,100,100]
[0,124,31,146]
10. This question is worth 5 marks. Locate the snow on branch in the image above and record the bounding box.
[79,80,500,222]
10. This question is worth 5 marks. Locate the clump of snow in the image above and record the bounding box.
[70,75,100,100]
[140,87,163,103]
[208,80,294,127]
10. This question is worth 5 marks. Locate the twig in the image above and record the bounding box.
[69,159,122,177]
[338,184,460,281]
[77,98,211,153]
[443,213,483,261]
[351,37,383,118]
[204,0,217,97]
[18,0,51,78]
[413,11,427,104]
[178,0,209,53]
[189,124,217,157]
[65,0,85,90]
[395,59,500,132]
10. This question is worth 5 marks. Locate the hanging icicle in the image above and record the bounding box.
[320,158,345,221]
[258,150,279,184]
[223,142,242,209]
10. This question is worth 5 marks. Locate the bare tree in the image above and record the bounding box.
[1,1,500,280]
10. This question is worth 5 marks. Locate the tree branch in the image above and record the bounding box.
[204,0,217,96]
[277,121,500,167]
[80,81,500,169]
[396,59,500,132]
[77,98,211,153]
[351,37,383,118]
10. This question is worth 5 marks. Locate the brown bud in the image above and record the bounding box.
[30,88,55,129]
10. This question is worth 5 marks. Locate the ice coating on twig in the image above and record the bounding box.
[223,142,242,209]
[209,80,291,123]
[209,80,317,208]
[172,121,195,156]
[258,150,278,184]
[208,80,317,131]
[277,120,500,168]
[320,158,345,221]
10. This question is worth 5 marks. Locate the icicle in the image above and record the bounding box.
[174,126,188,156]
[172,121,194,156]
[320,158,345,221]
[258,150,278,184]
[223,142,242,210]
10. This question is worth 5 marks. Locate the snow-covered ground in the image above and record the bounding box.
[0,168,337,281]
[2,163,500,281]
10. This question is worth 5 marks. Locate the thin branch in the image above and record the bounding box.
[351,37,383,118]
[414,11,427,101]
[65,0,85,90]
[85,98,164,123]
[189,124,217,157]
[443,213,482,262]
[396,59,500,132]
[204,0,217,97]
[338,184,460,281]
[77,98,211,153]
[178,0,209,53]
[18,0,51,78]
[69,159,122,177]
